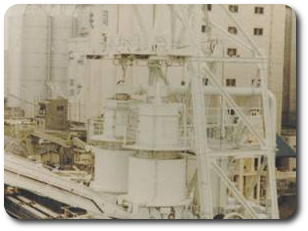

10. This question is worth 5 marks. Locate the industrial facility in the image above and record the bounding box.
[4,4,296,219]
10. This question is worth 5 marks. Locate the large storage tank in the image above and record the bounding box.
[136,103,183,149]
[89,98,133,193]
[91,147,133,193]
[119,100,189,211]
[126,153,186,206]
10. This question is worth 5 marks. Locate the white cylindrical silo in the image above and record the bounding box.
[91,147,133,193]
[126,154,186,206]
[136,103,182,149]
[6,6,76,116]
[50,13,76,98]
[7,13,49,116]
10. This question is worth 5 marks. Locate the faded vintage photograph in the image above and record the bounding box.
[4,4,296,219]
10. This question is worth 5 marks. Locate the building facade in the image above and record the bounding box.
[207,4,287,134]
[5,4,295,135]
[282,6,296,130]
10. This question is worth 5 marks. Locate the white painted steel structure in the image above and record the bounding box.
[4,4,280,219]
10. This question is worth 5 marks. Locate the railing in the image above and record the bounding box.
[123,105,193,150]
[87,117,104,141]
[185,106,264,149]
[87,105,264,150]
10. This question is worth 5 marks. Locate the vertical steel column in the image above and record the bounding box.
[259,64,279,218]
[167,4,214,218]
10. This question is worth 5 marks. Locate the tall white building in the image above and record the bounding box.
[282,6,296,129]
[66,4,288,133]
[5,4,293,134]
[207,5,286,134]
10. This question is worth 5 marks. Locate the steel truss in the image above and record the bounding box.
[97,4,279,218]
[168,4,279,219]
[5,4,279,219]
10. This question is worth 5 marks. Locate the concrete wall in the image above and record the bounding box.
[67,5,288,131]
[4,5,76,117]
[209,5,286,133]
[282,6,296,129]
[4,50,9,97]
[5,5,292,130]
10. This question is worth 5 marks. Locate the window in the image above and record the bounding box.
[69,79,74,86]
[69,89,75,96]
[228,26,238,35]
[201,25,207,33]
[102,10,109,26]
[252,79,261,87]
[254,28,263,36]
[202,5,212,13]
[228,109,235,115]
[226,78,236,86]
[229,5,239,13]
[57,106,65,111]
[253,185,258,199]
[68,51,74,60]
[202,78,209,86]
[102,33,107,43]
[77,59,84,65]
[227,48,237,57]
[255,7,264,14]
[89,12,94,28]
[254,158,259,171]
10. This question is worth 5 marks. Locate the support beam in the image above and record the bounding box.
[259,63,279,219]
[211,162,260,219]
[210,22,255,53]
[202,63,267,147]
[187,60,214,219]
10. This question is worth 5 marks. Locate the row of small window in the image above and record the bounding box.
[201,25,263,36]
[229,5,265,14]
[206,5,264,14]
[89,10,108,28]
[202,78,261,87]
[227,27,264,36]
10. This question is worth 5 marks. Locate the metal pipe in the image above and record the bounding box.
[168,85,268,96]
